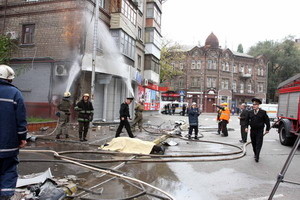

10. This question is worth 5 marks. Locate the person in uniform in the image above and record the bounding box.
[56,92,72,139]
[115,97,134,138]
[75,93,94,141]
[131,99,145,132]
[245,98,270,162]
[239,103,249,143]
[214,102,230,137]
[0,65,27,199]
[187,102,200,139]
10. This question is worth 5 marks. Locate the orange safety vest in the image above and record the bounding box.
[219,107,230,121]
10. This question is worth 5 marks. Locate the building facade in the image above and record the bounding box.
[0,0,162,121]
[165,33,268,112]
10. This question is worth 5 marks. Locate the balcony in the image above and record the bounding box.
[240,72,251,78]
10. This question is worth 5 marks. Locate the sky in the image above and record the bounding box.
[161,0,300,52]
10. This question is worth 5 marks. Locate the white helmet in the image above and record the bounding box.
[64,92,71,98]
[0,65,15,80]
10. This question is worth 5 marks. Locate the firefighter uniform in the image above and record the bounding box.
[246,98,270,162]
[75,94,94,141]
[56,94,71,139]
[131,101,145,132]
[0,65,27,198]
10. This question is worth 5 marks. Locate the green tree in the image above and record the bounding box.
[248,36,300,102]
[237,44,244,53]
[160,41,185,84]
[0,35,14,64]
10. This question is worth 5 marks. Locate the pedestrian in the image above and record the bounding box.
[187,102,200,139]
[131,99,145,132]
[245,98,270,162]
[164,104,168,114]
[168,104,172,115]
[182,104,187,116]
[231,107,235,115]
[238,103,249,143]
[171,103,176,115]
[75,93,94,142]
[214,102,230,137]
[115,97,135,138]
[0,65,27,199]
[56,92,72,139]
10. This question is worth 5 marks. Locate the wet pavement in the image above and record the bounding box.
[19,113,300,199]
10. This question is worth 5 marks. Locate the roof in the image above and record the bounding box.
[231,51,254,58]
[205,32,219,48]
[277,73,300,89]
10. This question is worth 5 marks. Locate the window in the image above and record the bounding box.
[138,27,142,40]
[179,63,184,70]
[191,60,195,69]
[207,60,217,70]
[222,62,225,71]
[261,68,264,76]
[257,68,261,76]
[191,77,201,87]
[240,83,244,93]
[146,3,161,26]
[112,30,135,59]
[179,78,184,88]
[240,65,244,73]
[221,79,229,89]
[22,24,35,44]
[248,83,253,93]
[233,64,237,73]
[212,60,217,70]
[137,55,142,69]
[258,83,264,92]
[248,66,252,74]
[225,62,229,71]
[145,28,162,48]
[197,61,201,69]
[207,60,212,69]
[232,81,237,92]
[207,77,216,88]
[121,0,137,25]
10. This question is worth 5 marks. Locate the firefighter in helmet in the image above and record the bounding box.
[56,91,71,139]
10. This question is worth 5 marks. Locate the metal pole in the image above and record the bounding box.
[91,0,99,102]
[268,135,300,200]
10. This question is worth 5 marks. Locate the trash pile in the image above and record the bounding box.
[15,169,78,200]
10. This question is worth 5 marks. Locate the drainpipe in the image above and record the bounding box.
[91,0,99,102]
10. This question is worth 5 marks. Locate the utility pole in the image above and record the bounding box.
[91,0,99,102]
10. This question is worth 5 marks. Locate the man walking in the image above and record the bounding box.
[0,65,27,199]
[75,93,94,141]
[115,97,135,138]
[187,102,200,139]
[239,103,249,143]
[56,92,72,139]
[246,98,270,162]
[131,99,145,132]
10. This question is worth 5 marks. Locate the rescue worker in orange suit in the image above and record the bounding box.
[214,102,230,137]
[245,98,270,162]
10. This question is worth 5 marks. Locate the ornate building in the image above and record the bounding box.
[166,33,268,112]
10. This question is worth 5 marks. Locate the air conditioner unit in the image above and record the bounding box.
[143,79,148,86]
[5,31,19,40]
[55,65,68,76]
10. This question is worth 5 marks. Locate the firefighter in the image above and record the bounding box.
[245,98,270,162]
[75,93,94,142]
[214,102,230,137]
[115,97,135,138]
[0,65,27,199]
[56,91,72,139]
[131,99,145,132]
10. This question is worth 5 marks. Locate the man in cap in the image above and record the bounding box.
[56,91,72,139]
[213,102,230,137]
[245,98,270,162]
[131,99,145,132]
[187,102,201,139]
[238,103,249,143]
[0,65,27,199]
[115,97,135,138]
[75,93,94,141]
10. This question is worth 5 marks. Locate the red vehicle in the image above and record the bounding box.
[275,74,300,146]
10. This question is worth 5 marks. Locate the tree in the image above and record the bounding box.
[237,44,244,53]
[160,40,185,84]
[248,36,300,102]
[0,35,14,64]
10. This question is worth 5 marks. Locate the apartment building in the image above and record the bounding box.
[0,0,162,120]
[164,33,268,112]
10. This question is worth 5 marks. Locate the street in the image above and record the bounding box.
[19,113,300,200]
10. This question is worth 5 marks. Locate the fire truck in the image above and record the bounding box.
[275,73,300,146]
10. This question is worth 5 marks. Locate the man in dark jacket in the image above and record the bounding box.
[246,98,270,162]
[187,102,200,139]
[75,93,94,141]
[56,92,72,139]
[115,97,134,138]
[239,103,249,143]
[0,65,27,199]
